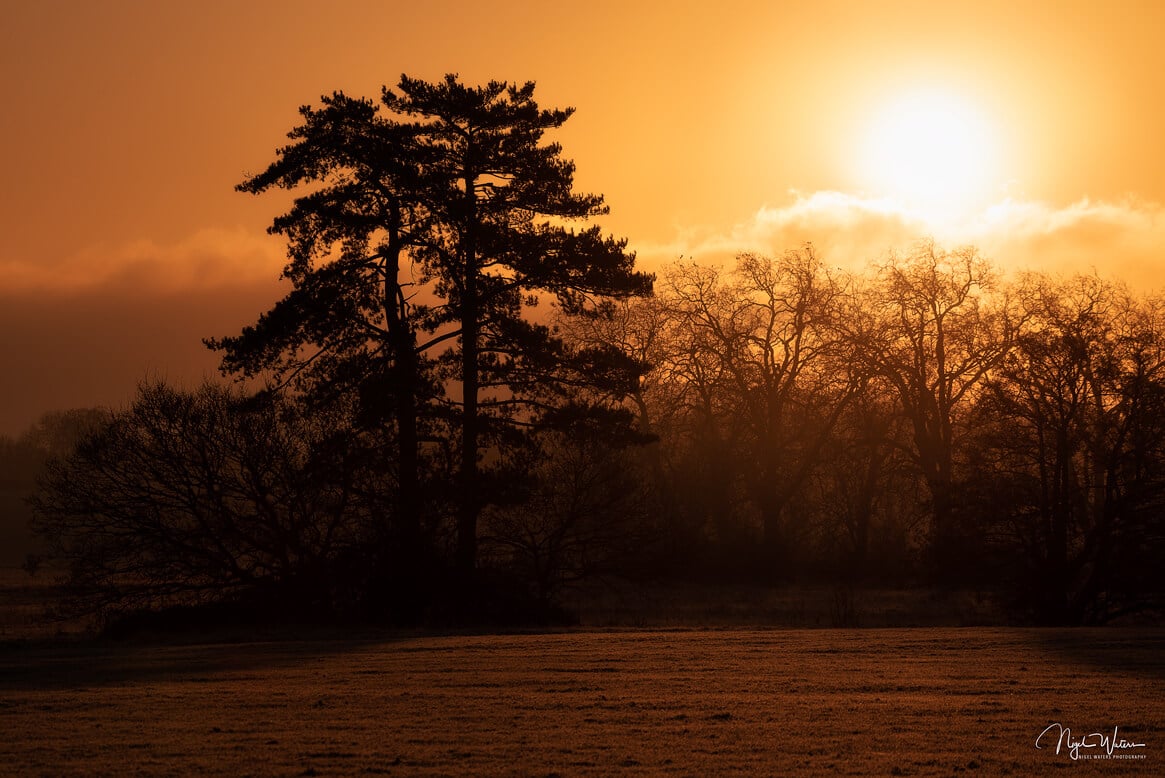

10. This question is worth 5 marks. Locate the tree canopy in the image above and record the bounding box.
[207,74,653,588]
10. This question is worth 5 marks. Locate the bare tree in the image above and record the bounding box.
[809,384,924,582]
[30,382,369,618]
[840,241,1021,576]
[971,273,1165,622]
[567,249,860,574]
[480,427,652,604]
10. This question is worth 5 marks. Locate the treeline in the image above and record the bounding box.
[581,245,1165,624]
[27,244,1165,627]
[21,74,1165,627]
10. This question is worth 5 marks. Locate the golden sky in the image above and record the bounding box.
[2,0,1165,434]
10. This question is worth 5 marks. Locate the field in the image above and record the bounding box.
[1,626,1163,776]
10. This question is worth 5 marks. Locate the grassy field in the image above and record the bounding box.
[1,626,1162,776]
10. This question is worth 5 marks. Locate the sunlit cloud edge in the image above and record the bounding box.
[632,191,1165,290]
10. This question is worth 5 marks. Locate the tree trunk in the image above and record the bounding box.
[385,241,421,548]
[457,297,479,577]
[456,164,480,580]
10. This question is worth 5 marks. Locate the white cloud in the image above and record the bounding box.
[968,197,1165,285]
[630,191,928,269]
[632,192,1165,290]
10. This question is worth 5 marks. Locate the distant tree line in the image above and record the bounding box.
[23,75,1165,626]
[579,245,1165,624]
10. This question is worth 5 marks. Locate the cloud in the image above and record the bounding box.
[630,191,928,269]
[0,227,287,294]
[968,198,1165,285]
[0,228,289,436]
[632,192,1165,289]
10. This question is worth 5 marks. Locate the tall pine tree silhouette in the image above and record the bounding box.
[210,74,651,593]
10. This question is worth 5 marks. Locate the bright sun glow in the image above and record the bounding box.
[858,89,1000,227]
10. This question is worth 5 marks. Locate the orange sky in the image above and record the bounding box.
[3,0,1165,435]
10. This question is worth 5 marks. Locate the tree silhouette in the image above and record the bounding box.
[206,91,438,607]
[840,242,1020,578]
[30,383,367,618]
[391,75,651,577]
[724,249,858,568]
[624,251,858,573]
[970,273,1165,622]
[211,74,652,589]
[811,383,921,582]
[480,425,653,603]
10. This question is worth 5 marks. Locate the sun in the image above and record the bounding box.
[857,89,1000,226]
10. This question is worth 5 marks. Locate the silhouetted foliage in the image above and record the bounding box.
[807,386,923,583]
[204,89,441,603]
[209,74,652,607]
[967,274,1165,622]
[555,245,1165,620]
[838,242,1022,580]
[564,251,864,579]
[30,382,373,620]
[480,423,655,602]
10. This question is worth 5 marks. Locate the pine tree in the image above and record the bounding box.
[210,74,652,590]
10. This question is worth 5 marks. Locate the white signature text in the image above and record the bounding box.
[1036,723,1147,761]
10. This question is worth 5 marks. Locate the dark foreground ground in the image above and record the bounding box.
[1,626,1162,776]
